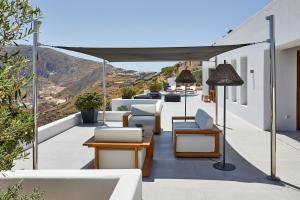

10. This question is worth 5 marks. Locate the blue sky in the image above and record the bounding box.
[29,0,271,72]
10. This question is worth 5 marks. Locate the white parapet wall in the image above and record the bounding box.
[27,111,127,150]
[0,169,142,200]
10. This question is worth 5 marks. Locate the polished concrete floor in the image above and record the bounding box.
[14,93,300,199]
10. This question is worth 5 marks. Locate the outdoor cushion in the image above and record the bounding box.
[195,109,213,129]
[94,127,143,142]
[131,104,156,116]
[128,116,155,128]
[173,122,199,130]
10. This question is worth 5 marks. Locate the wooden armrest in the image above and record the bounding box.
[174,128,220,135]
[123,112,131,127]
[123,112,131,117]
[172,116,195,121]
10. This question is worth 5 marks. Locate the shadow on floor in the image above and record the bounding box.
[278,131,300,143]
[143,131,291,188]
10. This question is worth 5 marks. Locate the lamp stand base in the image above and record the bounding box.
[213,162,236,171]
[266,175,281,181]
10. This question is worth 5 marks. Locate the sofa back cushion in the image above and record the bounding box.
[94,127,143,142]
[195,109,213,129]
[131,104,156,116]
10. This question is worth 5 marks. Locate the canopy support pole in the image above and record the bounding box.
[32,20,41,170]
[266,15,279,181]
[102,59,107,124]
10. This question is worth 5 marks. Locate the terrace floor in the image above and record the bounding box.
[14,93,300,199]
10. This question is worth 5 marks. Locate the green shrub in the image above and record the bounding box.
[74,92,103,110]
[117,105,129,111]
[161,66,176,77]
[121,87,136,98]
[0,181,44,200]
[149,81,163,92]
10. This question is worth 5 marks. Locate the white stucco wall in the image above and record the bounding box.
[203,0,300,131]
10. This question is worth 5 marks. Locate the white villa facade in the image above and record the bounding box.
[203,0,300,131]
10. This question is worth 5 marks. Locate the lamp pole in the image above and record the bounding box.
[266,15,279,181]
[32,20,41,170]
[222,85,226,167]
[185,84,187,122]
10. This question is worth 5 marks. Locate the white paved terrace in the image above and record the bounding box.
[14,93,300,200]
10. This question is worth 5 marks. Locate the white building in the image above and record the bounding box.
[203,0,300,131]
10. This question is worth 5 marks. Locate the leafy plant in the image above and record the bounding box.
[149,81,162,92]
[192,69,202,83]
[0,1,43,199]
[121,87,136,98]
[0,0,41,171]
[74,92,103,110]
[117,105,129,111]
[161,66,176,77]
[0,181,43,200]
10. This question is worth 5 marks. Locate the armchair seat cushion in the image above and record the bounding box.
[128,116,155,128]
[94,127,143,142]
[173,122,199,130]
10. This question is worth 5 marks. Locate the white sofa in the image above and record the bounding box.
[123,100,162,134]
[93,127,146,169]
[0,169,142,200]
[172,109,221,157]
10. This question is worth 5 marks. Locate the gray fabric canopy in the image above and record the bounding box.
[54,44,251,62]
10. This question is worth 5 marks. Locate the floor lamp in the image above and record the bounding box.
[206,61,244,171]
[175,68,196,122]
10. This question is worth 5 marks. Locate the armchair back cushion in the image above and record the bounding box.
[131,104,156,116]
[195,109,213,129]
[94,127,143,142]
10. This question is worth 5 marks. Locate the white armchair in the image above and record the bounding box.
[83,127,154,176]
[172,109,221,157]
[123,100,162,134]
[94,127,146,169]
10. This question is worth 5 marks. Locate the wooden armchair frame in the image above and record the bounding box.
[123,112,161,134]
[172,116,221,158]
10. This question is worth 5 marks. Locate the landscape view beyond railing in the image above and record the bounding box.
[14,45,202,126]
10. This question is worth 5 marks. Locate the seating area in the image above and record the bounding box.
[7,93,300,199]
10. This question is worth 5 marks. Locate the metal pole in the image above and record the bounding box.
[185,85,187,122]
[266,15,278,180]
[102,60,107,124]
[223,85,226,167]
[32,20,41,170]
[215,56,218,125]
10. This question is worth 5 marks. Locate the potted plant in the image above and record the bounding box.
[149,81,163,92]
[121,86,136,99]
[75,92,103,123]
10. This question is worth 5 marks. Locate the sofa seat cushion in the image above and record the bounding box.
[131,104,156,116]
[173,122,199,130]
[94,127,143,142]
[195,109,213,129]
[128,116,155,128]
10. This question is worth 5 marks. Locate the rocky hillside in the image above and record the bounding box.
[10,45,202,126]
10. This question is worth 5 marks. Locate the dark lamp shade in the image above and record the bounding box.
[175,69,196,83]
[206,63,244,86]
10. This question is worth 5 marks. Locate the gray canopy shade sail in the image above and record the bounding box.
[53,43,251,62]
